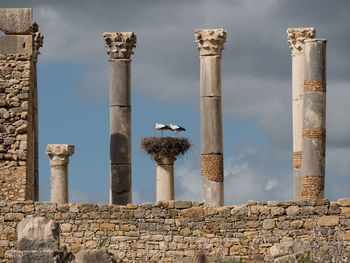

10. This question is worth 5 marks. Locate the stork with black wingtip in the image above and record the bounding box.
[169,123,186,136]
[155,123,171,137]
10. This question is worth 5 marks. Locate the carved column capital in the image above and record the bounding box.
[287,28,316,56]
[32,32,44,62]
[103,32,136,59]
[195,29,226,56]
[46,144,74,166]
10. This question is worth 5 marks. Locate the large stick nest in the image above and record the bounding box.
[141,137,191,158]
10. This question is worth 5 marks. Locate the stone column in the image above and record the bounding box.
[46,144,74,204]
[32,32,44,201]
[103,32,136,205]
[301,39,327,200]
[195,29,226,206]
[155,156,175,201]
[287,28,316,200]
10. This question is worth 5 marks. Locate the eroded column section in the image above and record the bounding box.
[301,39,327,200]
[103,32,136,205]
[32,32,44,201]
[46,144,74,204]
[195,29,226,206]
[287,28,315,200]
[155,156,175,201]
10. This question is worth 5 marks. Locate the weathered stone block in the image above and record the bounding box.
[17,216,59,251]
[286,206,299,216]
[338,198,350,207]
[174,200,192,209]
[75,249,111,263]
[318,215,339,226]
[290,220,303,229]
[271,207,285,216]
[12,250,57,263]
[0,9,34,34]
[180,207,204,218]
[263,219,275,229]
[0,35,33,54]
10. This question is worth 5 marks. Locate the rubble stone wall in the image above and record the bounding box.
[1,199,350,262]
[0,52,34,201]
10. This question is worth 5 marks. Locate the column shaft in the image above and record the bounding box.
[109,60,132,205]
[301,39,327,200]
[33,61,39,201]
[50,165,68,203]
[195,29,226,206]
[104,32,136,205]
[292,54,303,200]
[287,28,315,200]
[156,157,175,201]
[33,32,43,201]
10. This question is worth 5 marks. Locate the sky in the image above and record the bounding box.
[2,0,350,204]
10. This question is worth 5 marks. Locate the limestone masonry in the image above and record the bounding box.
[0,199,350,262]
[0,8,42,202]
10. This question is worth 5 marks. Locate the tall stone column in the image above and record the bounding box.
[32,32,44,201]
[155,156,175,201]
[195,29,226,206]
[103,32,136,205]
[287,28,316,200]
[46,144,74,204]
[301,39,327,200]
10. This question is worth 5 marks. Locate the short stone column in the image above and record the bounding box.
[195,29,226,206]
[141,137,190,202]
[46,144,74,204]
[301,39,327,200]
[103,32,136,205]
[287,28,316,200]
[155,155,176,201]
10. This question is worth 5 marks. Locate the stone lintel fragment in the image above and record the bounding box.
[17,216,59,251]
[195,29,226,56]
[0,35,33,54]
[46,144,75,166]
[103,32,136,59]
[0,8,36,34]
[287,27,316,55]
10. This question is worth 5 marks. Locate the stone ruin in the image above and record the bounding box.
[0,7,348,263]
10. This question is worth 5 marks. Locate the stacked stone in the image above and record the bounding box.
[301,39,327,200]
[195,29,226,206]
[46,144,75,204]
[287,28,316,200]
[1,199,350,262]
[0,8,43,201]
[103,32,136,205]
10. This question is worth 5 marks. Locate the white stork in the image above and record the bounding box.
[169,123,186,136]
[155,123,171,137]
